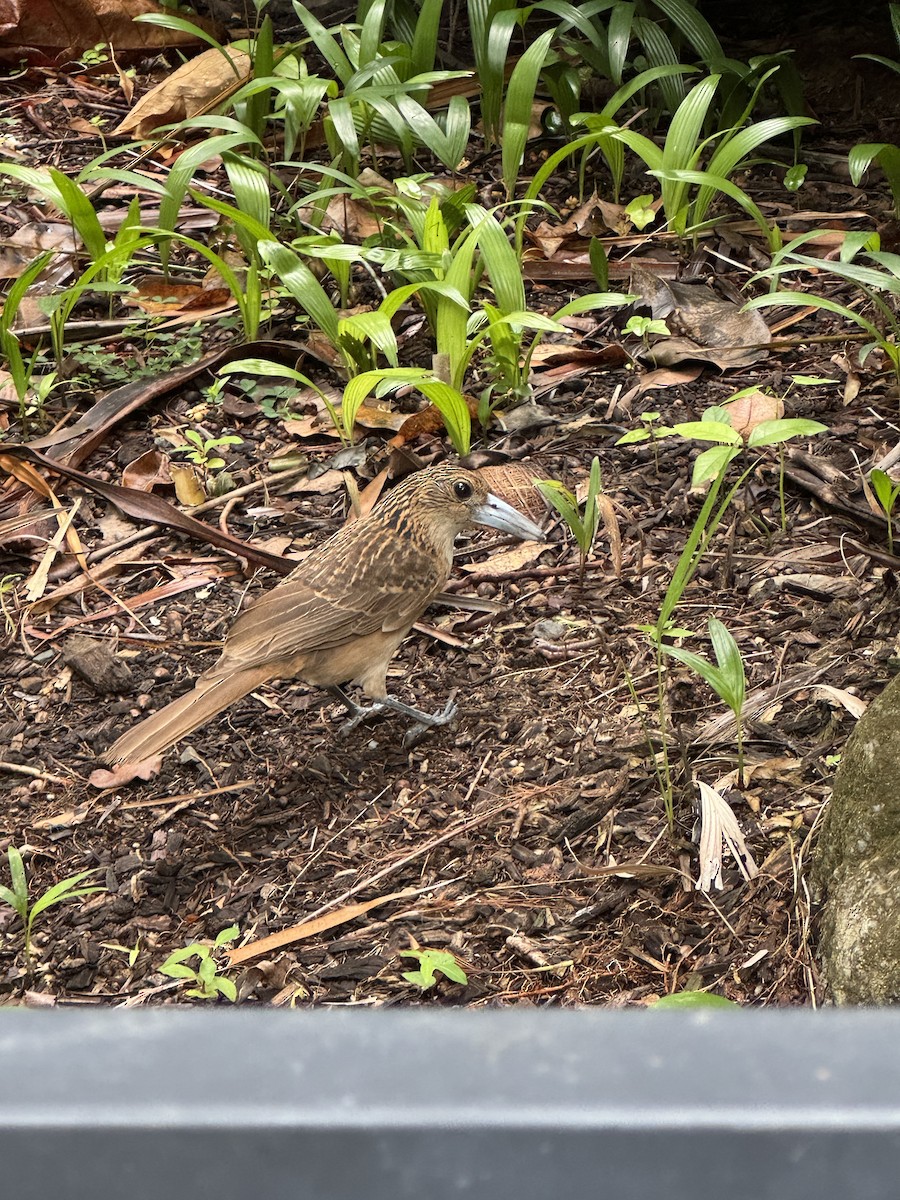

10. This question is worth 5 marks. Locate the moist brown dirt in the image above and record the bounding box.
[2,6,899,1006]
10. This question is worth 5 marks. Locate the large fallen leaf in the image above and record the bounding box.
[0,0,221,65]
[127,273,235,316]
[476,462,548,524]
[0,222,77,280]
[121,448,171,492]
[630,266,771,369]
[114,46,252,138]
[0,443,293,573]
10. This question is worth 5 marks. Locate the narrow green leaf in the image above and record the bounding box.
[501,28,556,199]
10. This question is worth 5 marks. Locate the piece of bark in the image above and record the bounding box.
[62,634,133,694]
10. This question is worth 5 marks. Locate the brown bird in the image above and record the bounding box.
[104,464,544,765]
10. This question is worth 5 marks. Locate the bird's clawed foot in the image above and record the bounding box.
[329,687,458,745]
[332,689,386,736]
[400,694,458,749]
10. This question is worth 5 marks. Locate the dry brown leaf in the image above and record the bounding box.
[227,889,414,965]
[127,273,235,315]
[288,468,345,495]
[354,468,389,519]
[813,685,868,719]
[0,0,221,65]
[459,539,547,575]
[121,448,171,492]
[169,463,205,506]
[114,45,251,137]
[696,780,759,892]
[24,499,81,602]
[727,390,783,440]
[315,193,384,240]
[391,394,480,446]
[353,403,407,433]
[597,494,622,578]
[631,266,771,369]
[89,756,162,789]
[475,462,548,524]
[0,222,77,279]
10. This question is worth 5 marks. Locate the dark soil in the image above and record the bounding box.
[2,3,900,1007]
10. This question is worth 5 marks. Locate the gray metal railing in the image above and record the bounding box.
[2,1009,899,1200]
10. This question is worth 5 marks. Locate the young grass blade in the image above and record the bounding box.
[849,143,900,217]
[0,847,28,923]
[258,238,341,348]
[652,0,724,64]
[501,28,556,200]
[293,1,355,83]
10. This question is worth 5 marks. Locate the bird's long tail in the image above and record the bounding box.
[103,664,276,765]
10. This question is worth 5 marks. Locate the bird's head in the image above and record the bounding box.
[387,465,545,542]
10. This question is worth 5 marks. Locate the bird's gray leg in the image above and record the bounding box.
[329,686,387,733]
[385,692,458,749]
[330,687,457,743]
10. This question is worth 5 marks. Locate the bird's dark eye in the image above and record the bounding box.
[453,479,474,500]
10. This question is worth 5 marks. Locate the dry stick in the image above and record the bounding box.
[0,761,70,786]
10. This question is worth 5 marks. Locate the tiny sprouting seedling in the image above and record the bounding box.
[615,411,672,472]
[661,617,748,786]
[172,429,243,475]
[0,574,22,638]
[534,457,603,584]
[625,194,656,231]
[79,42,109,67]
[0,846,104,962]
[623,315,671,351]
[870,469,900,553]
[400,948,468,990]
[783,163,807,192]
[100,937,141,968]
[158,926,239,1001]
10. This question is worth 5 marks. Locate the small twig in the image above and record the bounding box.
[0,761,70,786]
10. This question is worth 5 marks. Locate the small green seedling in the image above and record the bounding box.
[400,948,468,990]
[172,429,243,474]
[616,411,674,471]
[625,194,656,231]
[101,937,141,968]
[651,991,738,1009]
[661,617,747,785]
[0,846,104,962]
[534,457,603,584]
[159,926,239,1001]
[870,468,900,553]
[623,316,670,356]
[783,163,808,192]
[0,573,22,636]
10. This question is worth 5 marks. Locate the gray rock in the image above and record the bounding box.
[814,671,900,1004]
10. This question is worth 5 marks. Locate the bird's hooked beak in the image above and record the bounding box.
[473,493,545,542]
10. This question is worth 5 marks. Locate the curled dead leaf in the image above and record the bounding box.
[121,448,171,492]
[727,390,783,440]
[89,756,162,789]
[475,462,549,525]
[113,46,251,138]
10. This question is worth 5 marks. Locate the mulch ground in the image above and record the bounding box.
[1,3,899,1006]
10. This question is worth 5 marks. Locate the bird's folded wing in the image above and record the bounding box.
[221,543,444,670]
